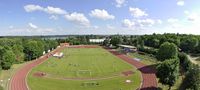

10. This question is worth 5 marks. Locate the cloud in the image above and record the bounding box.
[187,13,199,21]
[6,28,56,36]
[122,18,160,30]
[28,23,38,29]
[167,18,179,23]
[64,12,90,26]
[49,15,58,20]
[184,10,189,14]
[187,13,200,21]
[44,6,67,15]
[129,7,148,18]
[137,19,155,27]
[89,9,115,20]
[122,19,135,28]
[167,18,181,28]
[157,19,162,24]
[24,4,44,12]
[184,11,200,22]
[9,26,14,29]
[107,25,115,29]
[93,26,99,29]
[177,0,185,6]
[24,4,67,15]
[24,4,91,27]
[115,0,126,8]
[5,24,57,36]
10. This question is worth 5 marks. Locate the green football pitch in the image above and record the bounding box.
[27,47,141,90]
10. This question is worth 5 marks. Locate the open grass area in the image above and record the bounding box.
[187,54,200,65]
[195,57,200,65]
[128,52,158,65]
[28,47,141,90]
[158,75,184,90]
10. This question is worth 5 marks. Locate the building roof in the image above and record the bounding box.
[89,38,105,43]
[118,44,137,49]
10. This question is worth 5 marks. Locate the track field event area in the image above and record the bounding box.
[27,46,141,90]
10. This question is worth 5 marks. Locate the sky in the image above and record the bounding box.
[0,0,200,36]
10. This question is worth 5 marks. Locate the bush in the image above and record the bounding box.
[138,51,146,55]
[138,47,158,55]
[1,50,16,70]
[156,58,180,89]
[178,52,192,72]
[157,42,178,61]
[183,64,200,90]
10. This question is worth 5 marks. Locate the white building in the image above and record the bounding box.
[53,52,64,58]
[89,38,105,43]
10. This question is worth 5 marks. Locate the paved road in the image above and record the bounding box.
[107,49,157,90]
[9,46,65,90]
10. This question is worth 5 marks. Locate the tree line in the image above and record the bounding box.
[0,38,58,70]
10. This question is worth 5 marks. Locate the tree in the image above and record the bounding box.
[195,38,200,53]
[0,46,5,70]
[23,40,42,61]
[36,40,45,57]
[103,39,110,46]
[122,36,129,44]
[183,65,200,90]
[110,36,122,46]
[180,37,198,52]
[1,49,16,70]
[12,44,25,62]
[178,52,192,72]
[144,36,160,48]
[156,59,179,90]
[157,42,178,61]
[137,37,144,48]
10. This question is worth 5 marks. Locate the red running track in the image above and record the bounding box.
[67,45,99,48]
[107,49,157,90]
[9,46,66,90]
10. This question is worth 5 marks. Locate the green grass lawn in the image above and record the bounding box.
[158,75,184,90]
[28,47,141,90]
[128,52,158,65]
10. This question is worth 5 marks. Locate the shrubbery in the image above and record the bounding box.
[183,65,200,90]
[156,58,180,89]
[157,42,178,61]
[178,52,192,72]
[138,47,158,55]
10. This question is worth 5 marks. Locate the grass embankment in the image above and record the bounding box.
[28,47,141,90]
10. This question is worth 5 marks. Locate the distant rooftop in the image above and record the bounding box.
[118,44,137,49]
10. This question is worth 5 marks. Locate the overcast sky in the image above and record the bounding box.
[0,0,200,36]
